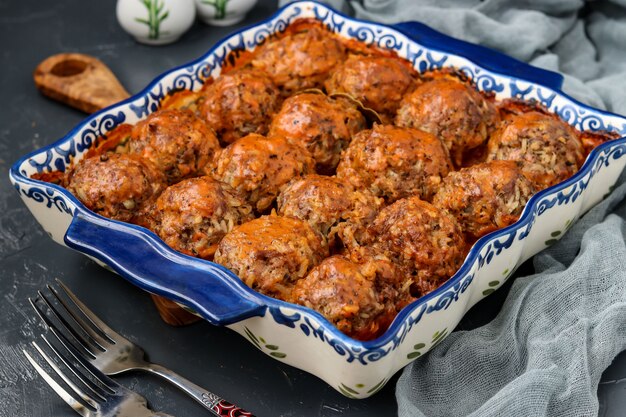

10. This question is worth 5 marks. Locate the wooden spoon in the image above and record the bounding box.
[33,53,130,113]
[33,53,200,326]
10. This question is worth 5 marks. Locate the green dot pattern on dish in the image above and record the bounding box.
[431,328,448,348]
[407,351,421,359]
[338,379,388,398]
[407,343,426,359]
[545,219,572,246]
[483,280,500,296]
[338,383,359,398]
[367,378,388,395]
[243,326,287,359]
[243,326,260,349]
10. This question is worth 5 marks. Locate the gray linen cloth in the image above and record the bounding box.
[275,0,626,415]
[395,174,626,417]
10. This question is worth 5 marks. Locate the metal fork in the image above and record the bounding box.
[30,279,256,417]
[23,335,172,417]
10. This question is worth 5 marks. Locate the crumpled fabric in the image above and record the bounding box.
[395,169,626,417]
[275,1,626,415]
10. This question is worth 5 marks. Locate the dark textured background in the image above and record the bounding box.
[1,1,624,416]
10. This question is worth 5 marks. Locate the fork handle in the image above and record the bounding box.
[145,363,256,416]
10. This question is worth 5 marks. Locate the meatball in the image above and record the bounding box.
[252,26,346,95]
[199,68,281,146]
[268,93,366,173]
[336,124,453,203]
[66,153,166,222]
[324,55,416,122]
[486,111,585,190]
[291,252,410,341]
[364,196,466,296]
[432,161,536,240]
[277,175,383,250]
[395,77,499,167]
[128,108,220,184]
[212,134,315,212]
[214,215,328,300]
[150,177,254,259]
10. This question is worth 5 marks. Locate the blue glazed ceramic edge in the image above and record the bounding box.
[8,0,626,359]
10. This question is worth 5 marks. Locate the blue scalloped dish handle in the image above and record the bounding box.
[64,212,267,325]
[392,21,564,91]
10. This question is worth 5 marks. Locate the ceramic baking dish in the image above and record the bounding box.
[10,1,626,398]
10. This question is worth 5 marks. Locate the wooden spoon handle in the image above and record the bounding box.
[33,53,130,113]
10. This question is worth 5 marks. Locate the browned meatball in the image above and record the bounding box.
[364,196,466,296]
[432,160,536,240]
[199,68,281,146]
[212,134,315,212]
[128,108,220,184]
[268,93,366,173]
[291,251,410,341]
[486,111,585,190]
[395,77,499,167]
[214,215,328,300]
[276,175,383,250]
[336,124,453,203]
[252,26,346,95]
[150,177,254,259]
[324,55,416,122]
[66,153,166,222]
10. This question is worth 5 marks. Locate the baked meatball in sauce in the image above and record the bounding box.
[128,108,219,184]
[252,26,346,95]
[277,174,383,250]
[486,110,585,190]
[199,68,281,146]
[336,124,453,203]
[324,54,416,123]
[150,176,253,259]
[432,160,536,240]
[214,215,329,301]
[395,77,499,167]
[212,134,315,212]
[66,153,166,223]
[291,250,411,341]
[364,196,466,296]
[268,93,367,173]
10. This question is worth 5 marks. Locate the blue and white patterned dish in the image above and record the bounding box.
[9,1,626,398]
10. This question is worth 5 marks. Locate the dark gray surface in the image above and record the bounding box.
[0,1,624,416]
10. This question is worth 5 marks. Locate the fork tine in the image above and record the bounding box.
[55,279,119,343]
[33,338,105,407]
[43,327,118,395]
[31,293,117,396]
[23,347,93,417]
[47,283,114,347]
[41,288,109,352]
[41,334,117,397]
[30,294,98,359]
